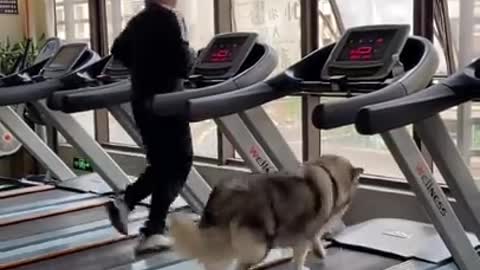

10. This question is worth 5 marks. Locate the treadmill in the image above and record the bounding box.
[47,32,299,213]
[0,42,138,193]
[0,47,185,270]
[166,25,479,269]
[0,38,76,194]
[0,34,292,270]
[337,57,480,270]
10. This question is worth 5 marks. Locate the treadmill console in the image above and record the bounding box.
[43,43,89,79]
[321,25,410,81]
[193,32,258,80]
[35,38,62,64]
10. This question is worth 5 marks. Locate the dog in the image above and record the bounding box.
[169,155,362,270]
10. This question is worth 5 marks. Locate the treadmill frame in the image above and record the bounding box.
[0,106,76,181]
[381,127,480,269]
[31,100,131,193]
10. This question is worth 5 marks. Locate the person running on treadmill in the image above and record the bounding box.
[106,0,194,254]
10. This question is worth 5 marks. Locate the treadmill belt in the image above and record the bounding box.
[13,239,184,270]
[0,185,55,199]
[0,219,146,268]
[270,247,402,270]
[0,205,112,242]
[0,189,84,209]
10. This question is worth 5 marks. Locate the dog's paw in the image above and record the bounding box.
[312,241,327,259]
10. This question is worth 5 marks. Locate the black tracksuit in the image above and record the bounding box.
[111,4,193,236]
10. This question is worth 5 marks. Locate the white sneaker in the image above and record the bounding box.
[106,197,130,235]
[135,234,172,255]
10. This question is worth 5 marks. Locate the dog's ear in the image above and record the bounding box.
[352,167,364,179]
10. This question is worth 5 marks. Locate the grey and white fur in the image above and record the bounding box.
[170,154,363,270]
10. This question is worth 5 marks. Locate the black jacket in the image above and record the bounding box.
[111,4,192,99]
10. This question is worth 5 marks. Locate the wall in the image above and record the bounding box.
[0,0,24,42]
[0,0,54,43]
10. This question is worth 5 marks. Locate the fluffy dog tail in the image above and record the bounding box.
[169,214,235,265]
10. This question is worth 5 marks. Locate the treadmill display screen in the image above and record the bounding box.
[48,46,83,69]
[321,25,409,81]
[204,37,248,63]
[338,29,396,62]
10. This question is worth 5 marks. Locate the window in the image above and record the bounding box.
[57,112,96,145]
[74,3,89,20]
[232,0,303,160]
[336,0,412,27]
[56,6,65,22]
[74,23,90,40]
[263,96,302,159]
[55,0,91,44]
[433,0,480,182]
[105,0,217,158]
[105,0,145,48]
[318,0,340,46]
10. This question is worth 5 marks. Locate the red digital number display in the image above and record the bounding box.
[209,48,232,63]
[338,30,394,62]
[349,46,374,61]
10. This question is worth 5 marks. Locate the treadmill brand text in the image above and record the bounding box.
[416,164,447,216]
[249,146,274,173]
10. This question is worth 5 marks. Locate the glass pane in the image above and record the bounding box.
[435,36,449,76]
[106,1,217,158]
[73,3,89,20]
[434,0,480,184]
[232,0,302,72]
[335,0,413,28]
[232,96,303,161]
[56,6,65,22]
[321,98,410,179]
[191,120,218,158]
[57,112,95,144]
[318,0,340,46]
[55,0,91,44]
[105,0,145,49]
[232,0,303,159]
[263,97,302,160]
[108,113,135,145]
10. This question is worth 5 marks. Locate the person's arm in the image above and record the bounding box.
[111,20,134,68]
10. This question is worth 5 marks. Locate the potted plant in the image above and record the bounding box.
[0,34,46,75]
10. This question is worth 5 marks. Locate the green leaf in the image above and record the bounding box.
[0,34,48,74]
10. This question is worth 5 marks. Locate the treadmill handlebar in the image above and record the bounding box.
[187,72,301,122]
[151,81,235,116]
[0,79,63,106]
[354,63,480,134]
[312,82,408,130]
[59,80,132,113]
[48,80,130,111]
